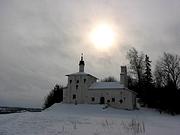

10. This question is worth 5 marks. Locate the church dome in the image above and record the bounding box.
[79,53,85,65]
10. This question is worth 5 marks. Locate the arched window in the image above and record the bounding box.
[119,99,123,104]
[100,97,105,104]
[112,98,115,102]
[73,94,76,99]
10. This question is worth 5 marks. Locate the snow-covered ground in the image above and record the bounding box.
[0,104,180,135]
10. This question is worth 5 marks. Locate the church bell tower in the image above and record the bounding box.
[79,53,85,72]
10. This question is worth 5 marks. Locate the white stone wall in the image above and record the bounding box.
[63,74,136,110]
[63,87,68,103]
[87,89,135,110]
[120,66,128,87]
[63,74,97,104]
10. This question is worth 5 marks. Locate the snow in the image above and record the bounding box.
[89,82,125,90]
[0,103,180,135]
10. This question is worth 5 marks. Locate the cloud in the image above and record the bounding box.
[0,0,180,107]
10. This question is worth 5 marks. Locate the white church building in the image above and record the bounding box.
[63,55,136,110]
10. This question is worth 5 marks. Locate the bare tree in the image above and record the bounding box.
[127,47,145,87]
[154,52,180,89]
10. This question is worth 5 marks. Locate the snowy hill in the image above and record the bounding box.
[0,104,180,135]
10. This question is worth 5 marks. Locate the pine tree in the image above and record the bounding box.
[143,55,154,107]
[43,84,63,109]
[144,55,153,88]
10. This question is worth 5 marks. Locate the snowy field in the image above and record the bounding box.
[0,104,180,135]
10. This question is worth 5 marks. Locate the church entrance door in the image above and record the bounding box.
[100,97,105,104]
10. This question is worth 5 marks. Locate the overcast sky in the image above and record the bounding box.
[0,0,180,107]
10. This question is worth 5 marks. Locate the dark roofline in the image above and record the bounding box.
[65,73,98,79]
[88,88,125,90]
[87,74,98,79]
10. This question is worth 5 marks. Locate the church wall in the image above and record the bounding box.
[87,89,135,110]
[63,55,136,110]
[63,75,97,104]
[62,87,68,103]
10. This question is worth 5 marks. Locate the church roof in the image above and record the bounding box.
[89,82,125,90]
[66,72,98,79]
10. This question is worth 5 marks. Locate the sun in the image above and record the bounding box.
[90,23,116,49]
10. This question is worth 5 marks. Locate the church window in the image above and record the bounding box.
[76,85,78,89]
[76,80,79,83]
[73,94,76,99]
[70,80,72,84]
[84,79,86,83]
[112,98,115,102]
[107,100,110,103]
[124,97,126,100]
[119,99,123,104]
[91,97,95,101]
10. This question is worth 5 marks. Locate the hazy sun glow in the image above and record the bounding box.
[90,23,116,49]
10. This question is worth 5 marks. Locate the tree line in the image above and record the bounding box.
[127,47,180,115]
